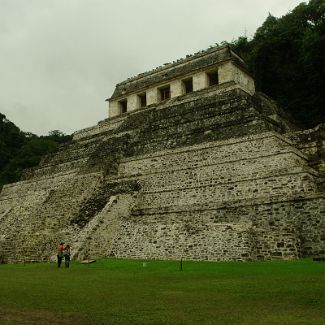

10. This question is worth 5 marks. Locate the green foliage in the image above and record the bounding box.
[0,113,26,170]
[232,0,325,127]
[0,113,72,187]
[0,259,324,324]
[47,129,72,144]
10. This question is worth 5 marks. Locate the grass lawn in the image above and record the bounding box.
[0,258,324,325]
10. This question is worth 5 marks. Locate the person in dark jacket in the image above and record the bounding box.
[63,244,71,268]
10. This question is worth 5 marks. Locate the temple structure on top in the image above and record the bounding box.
[107,45,255,117]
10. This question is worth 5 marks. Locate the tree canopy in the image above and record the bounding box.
[232,0,325,127]
[0,113,72,188]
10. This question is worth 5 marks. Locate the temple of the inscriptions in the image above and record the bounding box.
[0,44,324,263]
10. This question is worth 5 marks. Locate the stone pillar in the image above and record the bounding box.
[147,87,158,105]
[170,80,183,98]
[109,101,119,117]
[127,94,138,111]
[193,72,208,91]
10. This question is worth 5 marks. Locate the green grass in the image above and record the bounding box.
[0,259,324,324]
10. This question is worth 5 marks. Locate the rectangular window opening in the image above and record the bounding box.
[183,78,193,94]
[138,93,147,108]
[159,86,170,101]
[119,99,128,114]
[207,71,219,86]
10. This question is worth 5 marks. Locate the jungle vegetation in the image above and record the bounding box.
[231,0,324,128]
[0,112,71,188]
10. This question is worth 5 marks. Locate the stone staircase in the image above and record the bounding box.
[71,195,118,260]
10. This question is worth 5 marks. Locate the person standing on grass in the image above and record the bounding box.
[64,244,71,268]
[57,242,64,268]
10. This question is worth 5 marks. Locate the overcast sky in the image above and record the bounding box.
[0,0,303,135]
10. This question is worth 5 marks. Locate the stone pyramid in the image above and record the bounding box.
[0,45,324,263]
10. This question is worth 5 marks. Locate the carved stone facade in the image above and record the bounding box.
[0,45,324,263]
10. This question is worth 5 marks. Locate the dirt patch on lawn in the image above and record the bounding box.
[0,307,99,325]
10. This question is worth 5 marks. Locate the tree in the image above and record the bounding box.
[232,0,325,127]
[46,130,72,144]
[0,114,72,187]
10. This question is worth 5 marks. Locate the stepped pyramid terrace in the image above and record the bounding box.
[0,44,324,263]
